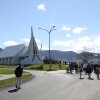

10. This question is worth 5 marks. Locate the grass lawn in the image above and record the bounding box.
[0,64,68,71]
[0,68,32,86]
[0,69,28,74]
[0,73,32,86]
[0,69,14,74]
[0,64,68,86]
[0,65,16,68]
[24,64,68,71]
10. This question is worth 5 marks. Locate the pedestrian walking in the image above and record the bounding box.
[86,63,93,80]
[74,63,78,74]
[15,64,23,90]
[66,63,70,73]
[69,62,73,74]
[83,63,87,75]
[94,64,100,80]
[78,63,84,79]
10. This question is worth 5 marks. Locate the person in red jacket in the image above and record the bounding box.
[15,64,23,89]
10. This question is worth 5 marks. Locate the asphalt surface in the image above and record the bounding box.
[0,70,100,100]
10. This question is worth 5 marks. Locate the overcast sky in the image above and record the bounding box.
[0,0,100,53]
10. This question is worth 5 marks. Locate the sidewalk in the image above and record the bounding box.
[0,74,15,81]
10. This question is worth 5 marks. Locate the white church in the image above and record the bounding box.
[0,27,43,65]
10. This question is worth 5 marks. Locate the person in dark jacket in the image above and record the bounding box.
[74,63,78,74]
[15,64,23,89]
[94,64,100,80]
[69,62,73,74]
[78,63,84,79]
[86,63,93,80]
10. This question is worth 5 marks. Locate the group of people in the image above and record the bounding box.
[66,62,100,80]
[66,62,78,74]
[14,62,100,90]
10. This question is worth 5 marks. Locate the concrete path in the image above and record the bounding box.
[0,70,100,100]
[0,74,15,80]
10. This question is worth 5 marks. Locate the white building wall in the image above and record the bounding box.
[0,27,43,65]
[20,27,43,65]
[20,55,42,65]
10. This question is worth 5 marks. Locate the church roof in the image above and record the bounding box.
[17,46,28,57]
[0,44,26,58]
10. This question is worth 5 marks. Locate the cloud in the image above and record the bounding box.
[2,39,49,52]
[37,4,46,11]
[35,39,41,44]
[60,26,87,35]
[72,27,87,34]
[93,36,100,46]
[20,38,30,46]
[3,41,18,47]
[36,39,52,50]
[61,25,71,31]
[41,46,49,50]
[52,40,74,47]
[66,34,71,38]
[20,38,41,48]
[20,38,30,42]
[17,38,47,50]
[52,36,100,53]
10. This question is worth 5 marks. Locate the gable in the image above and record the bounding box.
[0,44,26,58]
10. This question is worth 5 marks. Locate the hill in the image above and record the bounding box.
[0,48,3,52]
[41,50,78,62]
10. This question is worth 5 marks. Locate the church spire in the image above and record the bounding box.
[31,26,34,40]
[28,26,39,56]
[20,27,43,64]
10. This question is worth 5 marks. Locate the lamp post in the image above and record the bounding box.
[39,26,56,71]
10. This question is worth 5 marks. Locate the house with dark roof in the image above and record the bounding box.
[0,27,43,65]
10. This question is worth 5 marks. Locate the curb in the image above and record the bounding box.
[0,74,35,90]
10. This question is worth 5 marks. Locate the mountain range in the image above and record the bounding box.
[40,50,78,62]
[0,48,3,52]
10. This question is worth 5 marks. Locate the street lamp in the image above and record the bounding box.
[39,26,56,71]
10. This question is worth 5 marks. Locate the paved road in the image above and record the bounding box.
[0,70,100,100]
